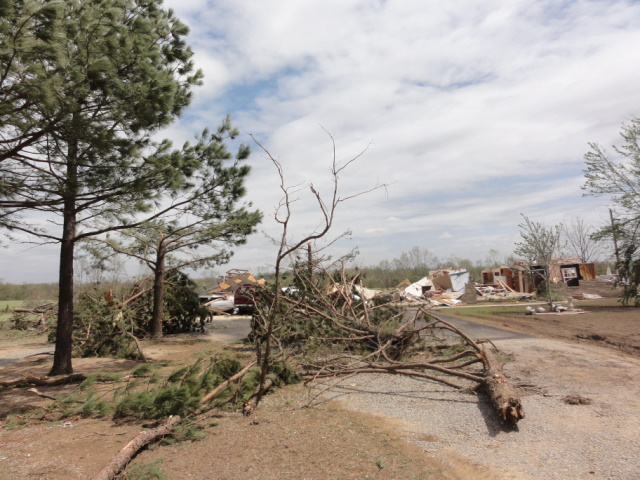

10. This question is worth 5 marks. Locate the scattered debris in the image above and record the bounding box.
[563,394,593,405]
[576,333,607,341]
[199,269,266,314]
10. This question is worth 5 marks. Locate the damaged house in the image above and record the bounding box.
[199,269,265,313]
[399,269,470,306]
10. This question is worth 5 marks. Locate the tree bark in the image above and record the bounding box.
[480,346,525,424]
[50,139,78,376]
[150,236,165,339]
[90,415,181,480]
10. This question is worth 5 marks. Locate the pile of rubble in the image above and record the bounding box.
[198,269,266,314]
[386,267,533,307]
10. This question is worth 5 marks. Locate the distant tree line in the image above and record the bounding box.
[0,281,58,302]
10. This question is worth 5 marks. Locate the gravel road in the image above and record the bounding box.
[0,344,53,367]
[323,337,640,480]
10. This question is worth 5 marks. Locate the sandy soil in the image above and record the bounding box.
[1,301,639,479]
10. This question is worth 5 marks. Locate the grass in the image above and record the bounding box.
[0,300,24,322]
[0,299,51,343]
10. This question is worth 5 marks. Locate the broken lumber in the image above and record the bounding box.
[496,279,516,292]
[90,415,181,480]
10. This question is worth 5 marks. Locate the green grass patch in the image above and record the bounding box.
[0,300,25,311]
[0,300,24,324]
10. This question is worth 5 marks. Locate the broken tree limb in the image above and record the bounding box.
[479,345,525,424]
[427,311,525,424]
[27,387,57,400]
[200,358,257,405]
[124,332,147,362]
[0,373,87,388]
[242,378,275,416]
[90,415,181,480]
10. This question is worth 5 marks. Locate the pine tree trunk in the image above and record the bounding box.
[481,346,525,424]
[150,237,165,339]
[50,141,78,376]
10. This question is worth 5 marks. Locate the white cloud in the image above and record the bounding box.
[3,0,639,282]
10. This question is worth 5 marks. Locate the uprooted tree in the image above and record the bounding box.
[247,132,525,424]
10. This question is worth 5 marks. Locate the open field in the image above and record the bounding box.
[0,300,23,320]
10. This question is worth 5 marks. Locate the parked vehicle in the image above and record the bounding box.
[234,284,259,314]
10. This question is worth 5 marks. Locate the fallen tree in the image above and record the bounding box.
[247,133,524,425]
[11,303,56,330]
[0,373,87,388]
[253,272,525,424]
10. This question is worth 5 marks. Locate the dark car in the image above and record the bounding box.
[234,284,260,314]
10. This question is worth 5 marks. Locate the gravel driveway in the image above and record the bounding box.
[323,337,640,480]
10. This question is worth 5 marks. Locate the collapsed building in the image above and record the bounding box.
[480,261,597,294]
[199,269,265,313]
[399,269,470,306]
[391,261,603,305]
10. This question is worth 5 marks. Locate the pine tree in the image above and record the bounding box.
[0,0,204,374]
[93,120,262,339]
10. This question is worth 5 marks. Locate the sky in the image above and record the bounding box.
[3,0,640,283]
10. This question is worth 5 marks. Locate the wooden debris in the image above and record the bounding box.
[27,388,57,400]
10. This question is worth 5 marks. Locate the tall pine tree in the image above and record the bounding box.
[0,0,204,374]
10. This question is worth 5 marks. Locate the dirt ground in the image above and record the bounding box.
[441,298,640,356]
[0,299,638,479]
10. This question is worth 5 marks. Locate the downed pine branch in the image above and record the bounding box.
[199,358,257,405]
[90,415,181,480]
[296,307,525,424]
